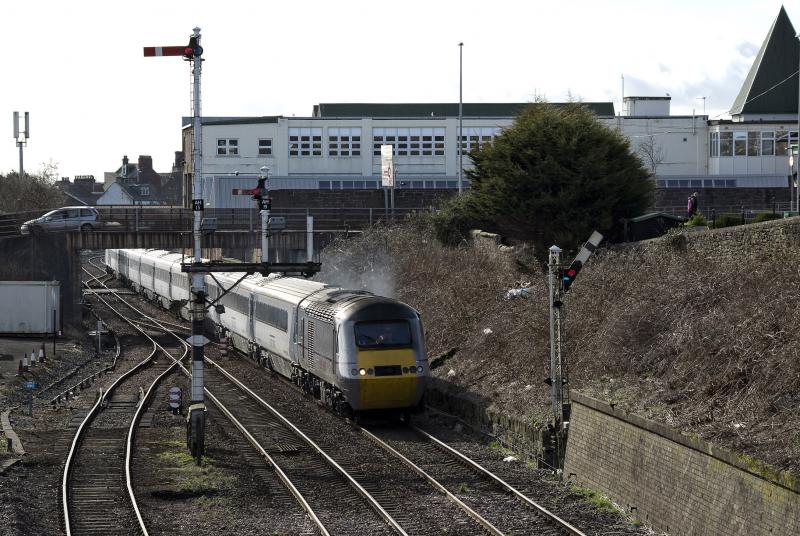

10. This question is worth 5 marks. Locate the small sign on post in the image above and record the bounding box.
[24,381,37,416]
[192,199,204,211]
[380,144,395,188]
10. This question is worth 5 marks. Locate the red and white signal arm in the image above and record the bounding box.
[143,46,186,57]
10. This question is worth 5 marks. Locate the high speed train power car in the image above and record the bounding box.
[105,248,427,418]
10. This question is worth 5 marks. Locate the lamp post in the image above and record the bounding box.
[458,42,463,195]
[790,151,794,212]
[796,32,800,213]
[792,145,799,213]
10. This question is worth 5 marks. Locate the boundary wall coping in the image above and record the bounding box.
[571,391,799,494]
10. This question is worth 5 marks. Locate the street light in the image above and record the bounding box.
[458,42,463,195]
[792,145,799,213]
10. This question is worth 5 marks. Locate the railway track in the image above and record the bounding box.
[83,259,401,535]
[63,262,199,535]
[63,281,184,536]
[86,255,594,535]
[362,425,586,536]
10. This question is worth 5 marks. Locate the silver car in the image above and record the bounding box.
[20,206,101,235]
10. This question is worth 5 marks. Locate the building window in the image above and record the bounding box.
[719,132,733,157]
[761,131,774,156]
[709,132,719,157]
[776,130,789,156]
[746,132,760,156]
[258,139,273,156]
[460,127,502,154]
[289,128,322,157]
[217,138,239,156]
[328,127,361,157]
[373,127,445,157]
[734,131,747,156]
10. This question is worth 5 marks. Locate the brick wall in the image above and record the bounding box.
[272,189,455,209]
[564,392,800,535]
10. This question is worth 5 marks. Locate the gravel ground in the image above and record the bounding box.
[0,294,161,534]
[133,372,317,536]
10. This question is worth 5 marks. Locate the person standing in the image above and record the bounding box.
[687,192,699,219]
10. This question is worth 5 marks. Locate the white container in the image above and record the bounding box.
[0,281,60,334]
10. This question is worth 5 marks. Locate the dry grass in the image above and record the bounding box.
[318,220,800,473]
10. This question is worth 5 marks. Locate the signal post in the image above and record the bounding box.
[145,28,320,464]
[546,231,603,471]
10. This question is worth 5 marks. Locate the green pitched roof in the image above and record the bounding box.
[313,102,615,118]
[731,6,799,116]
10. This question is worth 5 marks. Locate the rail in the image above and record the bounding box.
[85,266,333,536]
[61,327,157,536]
[411,425,587,535]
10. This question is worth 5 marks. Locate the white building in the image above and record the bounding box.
[179,7,797,208]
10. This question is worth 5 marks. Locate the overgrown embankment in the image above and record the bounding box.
[317,217,800,474]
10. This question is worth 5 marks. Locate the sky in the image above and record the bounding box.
[0,0,790,180]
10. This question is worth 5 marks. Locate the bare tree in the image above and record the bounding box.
[0,161,63,213]
[637,135,665,176]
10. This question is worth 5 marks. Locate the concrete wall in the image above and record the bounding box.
[0,235,79,328]
[564,392,800,535]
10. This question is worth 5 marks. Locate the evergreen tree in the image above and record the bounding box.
[433,103,653,258]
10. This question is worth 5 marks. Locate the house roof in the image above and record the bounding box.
[730,6,799,116]
[63,191,102,206]
[313,102,616,118]
[182,116,282,128]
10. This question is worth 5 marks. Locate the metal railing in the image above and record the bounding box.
[0,206,429,237]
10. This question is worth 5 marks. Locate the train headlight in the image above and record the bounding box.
[367,368,374,375]
[409,366,417,373]
[359,368,366,376]
[402,366,409,373]
[417,365,424,374]
[351,368,359,376]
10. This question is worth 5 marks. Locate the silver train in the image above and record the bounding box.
[105,249,427,417]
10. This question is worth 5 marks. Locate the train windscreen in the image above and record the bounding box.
[354,320,412,349]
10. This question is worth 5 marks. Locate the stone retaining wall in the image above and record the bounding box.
[425,378,549,464]
[564,392,800,535]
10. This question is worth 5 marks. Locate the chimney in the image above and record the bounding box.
[122,155,129,177]
[138,155,153,173]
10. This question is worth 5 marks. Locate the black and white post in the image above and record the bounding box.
[187,26,208,463]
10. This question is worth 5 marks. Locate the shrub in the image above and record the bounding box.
[711,213,744,228]
[752,211,782,223]
[437,103,653,259]
[685,212,708,227]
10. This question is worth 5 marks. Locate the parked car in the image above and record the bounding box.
[20,206,102,235]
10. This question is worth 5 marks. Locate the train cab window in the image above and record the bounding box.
[354,321,412,349]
